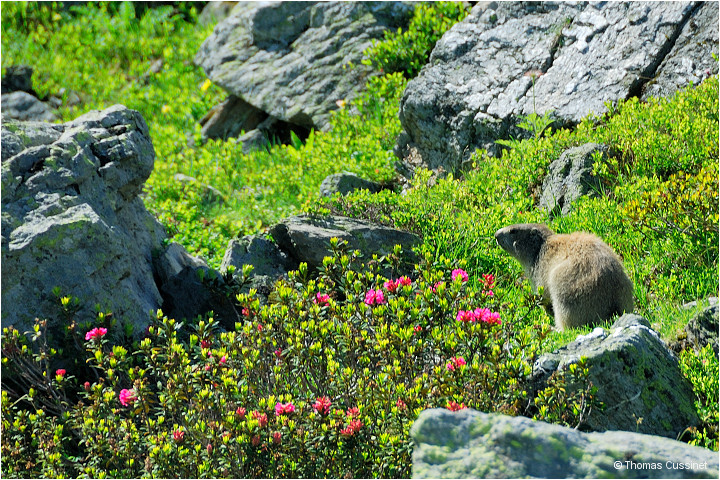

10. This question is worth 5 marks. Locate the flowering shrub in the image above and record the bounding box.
[0,242,572,478]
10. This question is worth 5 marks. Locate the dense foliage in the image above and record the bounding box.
[1,1,718,477]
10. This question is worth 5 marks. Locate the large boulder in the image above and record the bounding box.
[1,105,165,337]
[396,1,718,176]
[1,91,58,122]
[319,172,384,197]
[531,314,699,439]
[411,408,720,479]
[269,214,419,271]
[195,1,413,142]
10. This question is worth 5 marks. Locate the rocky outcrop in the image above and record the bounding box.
[396,1,719,176]
[269,214,419,271]
[539,143,609,217]
[1,91,58,122]
[531,314,699,439]
[671,300,719,355]
[1,105,165,336]
[319,172,384,197]
[411,408,720,479]
[195,1,413,143]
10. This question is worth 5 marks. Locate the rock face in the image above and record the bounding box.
[539,143,608,216]
[1,105,165,336]
[411,408,720,479]
[396,1,719,175]
[269,214,419,271]
[671,301,719,355]
[531,314,699,439]
[195,1,413,142]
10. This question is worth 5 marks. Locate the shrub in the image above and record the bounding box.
[679,344,719,451]
[363,2,471,78]
[1,242,603,478]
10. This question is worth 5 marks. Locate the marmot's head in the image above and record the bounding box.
[494,223,554,270]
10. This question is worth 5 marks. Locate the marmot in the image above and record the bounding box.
[494,223,634,330]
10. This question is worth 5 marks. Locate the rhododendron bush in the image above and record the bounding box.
[2,241,559,478]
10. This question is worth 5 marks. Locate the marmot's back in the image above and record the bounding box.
[495,224,634,330]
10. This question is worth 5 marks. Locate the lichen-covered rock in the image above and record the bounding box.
[195,1,414,135]
[531,314,699,439]
[539,143,609,216]
[396,1,715,176]
[319,172,384,197]
[1,105,165,337]
[269,214,419,271]
[411,408,720,479]
[641,1,719,100]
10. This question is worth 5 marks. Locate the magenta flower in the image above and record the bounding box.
[173,429,184,443]
[55,369,66,377]
[383,279,398,293]
[446,356,466,371]
[85,327,108,341]
[452,269,469,282]
[313,396,332,415]
[364,289,386,306]
[242,307,250,316]
[340,419,363,437]
[119,388,137,406]
[433,281,445,293]
[314,293,330,305]
[275,402,296,416]
[219,355,227,365]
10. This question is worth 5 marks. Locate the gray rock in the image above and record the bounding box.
[411,408,720,479]
[195,1,414,133]
[173,173,225,204]
[2,91,58,122]
[199,94,268,142]
[683,304,719,355]
[269,214,419,271]
[197,1,239,26]
[319,172,384,197]
[397,1,711,176]
[642,1,719,101]
[154,242,239,328]
[539,143,608,217]
[531,314,699,439]
[220,234,299,300]
[1,65,35,95]
[1,105,165,338]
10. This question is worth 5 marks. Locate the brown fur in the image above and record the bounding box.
[494,223,634,329]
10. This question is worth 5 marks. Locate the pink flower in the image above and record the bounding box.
[313,396,332,415]
[55,369,66,377]
[398,276,412,287]
[456,308,501,325]
[219,355,227,365]
[85,327,108,341]
[83,381,91,391]
[200,339,211,349]
[252,411,269,427]
[346,406,360,418]
[173,429,184,443]
[364,289,386,305]
[433,281,446,293]
[383,279,398,293]
[272,431,282,445]
[242,307,250,316]
[413,325,422,334]
[119,388,137,406]
[446,356,466,371]
[452,269,469,282]
[236,407,246,420]
[340,419,363,437]
[274,349,282,358]
[396,398,407,410]
[481,273,495,290]
[456,310,475,323]
[205,363,212,371]
[314,293,330,305]
[275,402,295,416]
[446,400,467,411]
[206,443,213,454]
[257,324,263,331]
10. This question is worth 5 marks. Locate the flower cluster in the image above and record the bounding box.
[451,268,469,282]
[119,388,137,406]
[85,327,107,341]
[480,273,495,296]
[364,289,386,306]
[252,410,269,427]
[383,276,411,293]
[275,402,295,416]
[446,356,466,371]
[312,396,332,415]
[340,419,363,437]
[446,400,467,411]
[456,307,501,325]
[314,292,330,305]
